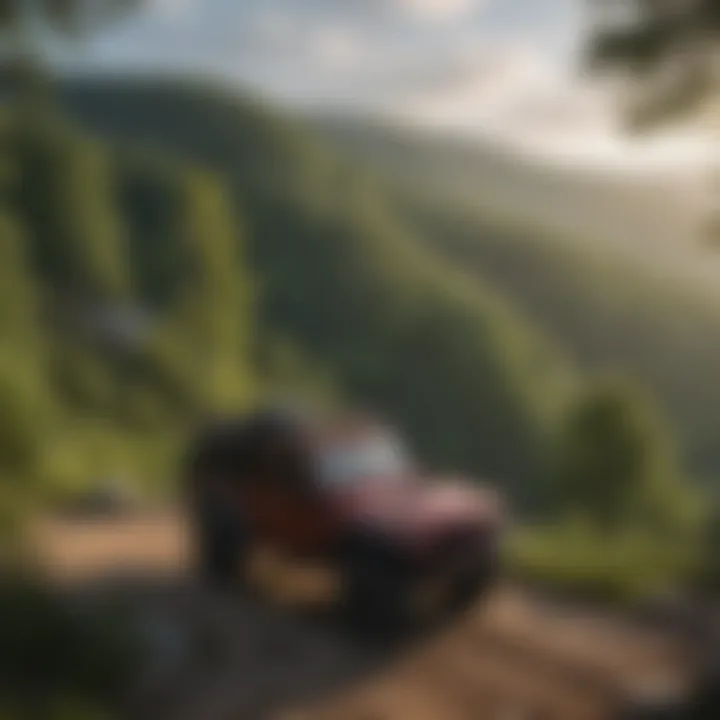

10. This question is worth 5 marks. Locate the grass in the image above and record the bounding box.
[506,520,702,603]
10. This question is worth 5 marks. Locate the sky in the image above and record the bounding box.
[69,0,716,173]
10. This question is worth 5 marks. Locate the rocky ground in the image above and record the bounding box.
[31,513,702,720]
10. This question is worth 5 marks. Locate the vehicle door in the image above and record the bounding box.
[243,428,338,555]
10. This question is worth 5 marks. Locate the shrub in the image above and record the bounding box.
[0,575,140,717]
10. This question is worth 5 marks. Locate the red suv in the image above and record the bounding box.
[184,407,504,626]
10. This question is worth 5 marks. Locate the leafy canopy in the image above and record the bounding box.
[587,0,720,129]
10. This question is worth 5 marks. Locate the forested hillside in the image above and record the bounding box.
[62,77,573,495]
[398,196,720,486]
[317,116,701,273]
[318,118,720,486]
[0,104,255,506]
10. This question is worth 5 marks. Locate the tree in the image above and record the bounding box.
[0,0,143,111]
[0,212,41,354]
[162,171,255,413]
[13,124,129,302]
[586,3,718,583]
[555,379,686,531]
[586,0,720,130]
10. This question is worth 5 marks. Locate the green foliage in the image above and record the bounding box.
[588,1,720,71]
[323,124,720,487]
[701,500,720,590]
[0,211,50,486]
[508,517,702,602]
[554,380,680,529]
[0,576,140,718]
[444,225,720,486]
[256,335,343,407]
[0,212,41,345]
[0,364,45,478]
[586,0,720,129]
[508,378,708,600]
[13,120,129,300]
[165,170,255,413]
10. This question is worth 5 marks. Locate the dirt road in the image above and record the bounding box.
[32,513,700,720]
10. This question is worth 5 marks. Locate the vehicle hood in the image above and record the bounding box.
[337,475,502,546]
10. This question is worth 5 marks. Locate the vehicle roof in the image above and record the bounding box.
[188,406,392,471]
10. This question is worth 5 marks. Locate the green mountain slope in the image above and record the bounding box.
[0,107,256,500]
[316,116,703,283]
[317,117,720,483]
[62,76,573,493]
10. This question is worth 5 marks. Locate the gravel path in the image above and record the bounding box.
[33,513,700,720]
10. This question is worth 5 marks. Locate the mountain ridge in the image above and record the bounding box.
[58,75,573,494]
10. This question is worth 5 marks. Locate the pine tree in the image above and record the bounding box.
[0,212,50,479]
[13,126,129,303]
[163,171,255,413]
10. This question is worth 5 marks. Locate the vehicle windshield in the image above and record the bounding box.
[316,436,408,488]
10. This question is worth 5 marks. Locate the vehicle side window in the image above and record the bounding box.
[237,417,301,488]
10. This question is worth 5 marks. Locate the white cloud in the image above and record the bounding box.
[387,43,715,173]
[245,9,295,47]
[149,0,196,21]
[390,44,603,139]
[392,0,486,22]
[79,0,713,171]
[243,9,363,71]
[313,26,363,67]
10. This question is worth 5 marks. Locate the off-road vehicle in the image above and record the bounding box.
[184,408,504,626]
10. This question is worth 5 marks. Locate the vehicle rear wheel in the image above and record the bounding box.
[341,550,460,635]
[446,563,495,617]
[191,499,248,590]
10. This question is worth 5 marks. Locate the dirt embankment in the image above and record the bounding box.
[31,513,700,720]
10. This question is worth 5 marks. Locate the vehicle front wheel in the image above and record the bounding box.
[446,562,496,617]
[340,541,413,634]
